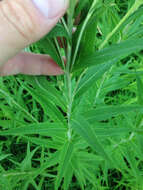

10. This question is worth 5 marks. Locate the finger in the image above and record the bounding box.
[0,52,64,76]
[0,0,68,65]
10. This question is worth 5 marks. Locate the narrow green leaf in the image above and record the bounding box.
[21,143,39,171]
[34,77,66,111]
[21,84,66,126]
[36,38,61,65]
[136,75,143,105]
[121,6,143,32]
[71,117,112,162]
[93,126,131,137]
[71,154,86,190]
[0,122,66,136]
[122,145,140,178]
[83,105,143,122]
[75,61,114,97]
[74,38,143,71]
[55,141,74,190]
[23,136,64,149]
[63,163,73,190]
[37,151,60,175]
[0,154,11,161]
[78,15,97,60]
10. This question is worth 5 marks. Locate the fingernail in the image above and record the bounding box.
[32,0,67,18]
[56,68,64,75]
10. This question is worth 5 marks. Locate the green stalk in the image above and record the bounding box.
[65,0,99,140]
[66,43,73,141]
[65,0,76,141]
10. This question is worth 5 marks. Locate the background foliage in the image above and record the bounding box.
[1,0,143,189]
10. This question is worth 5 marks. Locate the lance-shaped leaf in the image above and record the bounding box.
[73,38,143,71]
[55,141,74,190]
[71,116,112,162]
[82,105,143,122]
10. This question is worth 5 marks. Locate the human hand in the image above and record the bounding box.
[0,0,68,76]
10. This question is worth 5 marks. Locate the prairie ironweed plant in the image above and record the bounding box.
[1,0,143,189]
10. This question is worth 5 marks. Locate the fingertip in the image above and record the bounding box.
[41,56,64,75]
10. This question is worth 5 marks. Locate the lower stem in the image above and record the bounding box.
[66,44,73,141]
[66,72,73,141]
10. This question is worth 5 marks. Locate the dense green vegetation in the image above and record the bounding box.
[1,0,143,189]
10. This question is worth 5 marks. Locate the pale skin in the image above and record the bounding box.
[0,0,68,76]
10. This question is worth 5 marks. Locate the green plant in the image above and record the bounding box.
[1,0,143,189]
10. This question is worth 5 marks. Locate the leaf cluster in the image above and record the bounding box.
[1,0,143,189]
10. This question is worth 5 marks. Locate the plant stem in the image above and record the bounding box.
[65,0,99,140]
[66,44,73,141]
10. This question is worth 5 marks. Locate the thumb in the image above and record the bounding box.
[0,0,68,64]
